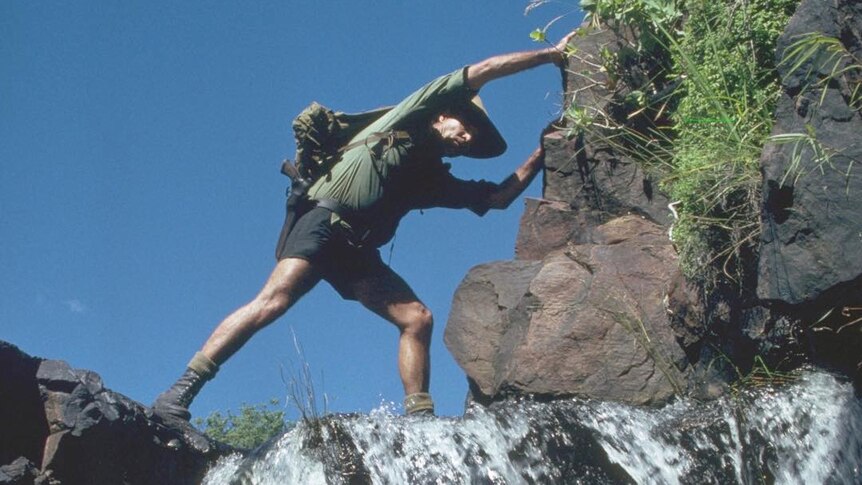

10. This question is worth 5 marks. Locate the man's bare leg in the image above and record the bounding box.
[202,257,320,364]
[152,257,320,420]
[351,269,435,414]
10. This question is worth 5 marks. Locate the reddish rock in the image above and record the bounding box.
[514,198,603,261]
[446,215,689,405]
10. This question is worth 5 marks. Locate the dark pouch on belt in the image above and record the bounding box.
[275,178,312,260]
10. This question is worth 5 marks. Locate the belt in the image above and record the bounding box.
[313,198,372,247]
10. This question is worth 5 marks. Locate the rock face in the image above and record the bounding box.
[756,0,862,381]
[758,0,862,305]
[447,0,862,404]
[446,215,688,405]
[0,341,232,485]
[446,23,690,405]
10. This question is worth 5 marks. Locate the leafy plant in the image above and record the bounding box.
[195,399,289,450]
[662,0,799,286]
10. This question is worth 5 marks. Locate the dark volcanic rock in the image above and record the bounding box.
[446,215,689,405]
[0,341,234,485]
[755,0,862,383]
[0,342,48,474]
[544,127,671,227]
[0,458,38,485]
[758,0,862,305]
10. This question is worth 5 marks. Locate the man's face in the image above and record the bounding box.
[433,115,473,156]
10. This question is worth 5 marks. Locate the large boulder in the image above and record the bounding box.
[445,215,689,405]
[758,0,862,304]
[0,341,233,485]
[756,0,862,382]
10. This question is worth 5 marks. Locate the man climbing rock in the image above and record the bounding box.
[152,31,576,420]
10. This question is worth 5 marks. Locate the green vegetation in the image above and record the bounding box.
[195,331,331,449]
[727,356,799,394]
[531,0,800,289]
[780,32,862,111]
[195,399,290,450]
[666,0,798,286]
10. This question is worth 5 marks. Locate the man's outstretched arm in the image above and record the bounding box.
[486,145,544,210]
[485,126,564,210]
[466,31,576,91]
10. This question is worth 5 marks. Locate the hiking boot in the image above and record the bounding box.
[152,352,218,422]
[404,392,435,417]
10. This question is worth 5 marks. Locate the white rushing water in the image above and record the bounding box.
[203,369,862,485]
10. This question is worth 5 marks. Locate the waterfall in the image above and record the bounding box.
[203,369,862,484]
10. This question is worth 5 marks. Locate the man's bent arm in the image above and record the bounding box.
[486,146,544,210]
[466,31,576,91]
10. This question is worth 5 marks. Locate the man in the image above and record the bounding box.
[152,31,575,420]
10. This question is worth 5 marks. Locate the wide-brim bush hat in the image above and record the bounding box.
[449,95,507,159]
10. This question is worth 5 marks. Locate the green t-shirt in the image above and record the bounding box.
[306,67,498,247]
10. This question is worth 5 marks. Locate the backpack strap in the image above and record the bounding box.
[339,130,411,153]
[280,130,411,180]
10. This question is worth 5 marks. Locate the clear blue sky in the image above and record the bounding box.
[1,1,583,419]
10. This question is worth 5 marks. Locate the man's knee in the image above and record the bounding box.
[402,304,434,338]
[257,291,292,321]
[252,259,317,326]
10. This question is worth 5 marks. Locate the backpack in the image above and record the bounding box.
[274,102,408,260]
[280,102,397,186]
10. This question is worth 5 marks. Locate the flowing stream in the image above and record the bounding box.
[203,369,862,484]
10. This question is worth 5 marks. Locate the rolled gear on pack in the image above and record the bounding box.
[281,102,393,184]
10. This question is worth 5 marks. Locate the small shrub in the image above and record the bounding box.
[195,399,290,450]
